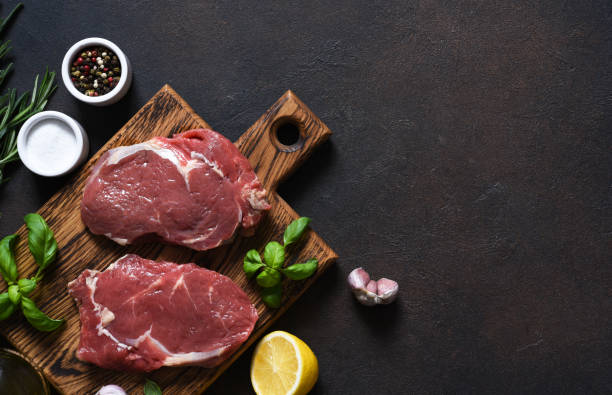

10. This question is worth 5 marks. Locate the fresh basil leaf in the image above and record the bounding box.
[0,292,15,320]
[20,296,63,332]
[263,241,284,269]
[243,249,264,278]
[18,278,36,295]
[7,284,20,305]
[24,213,57,271]
[0,234,18,284]
[282,258,318,280]
[256,267,282,288]
[261,283,282,308]
[283,217,311,246]
[144,378,162,395]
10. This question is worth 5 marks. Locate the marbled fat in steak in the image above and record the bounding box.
[81,129,270,251]
[68,254,259,372]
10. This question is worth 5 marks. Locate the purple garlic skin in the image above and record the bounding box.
[96,385,127,395]
[366,280,378,293]
[348,267,370,289]
[376,278,399,304]
[347,267,399,306]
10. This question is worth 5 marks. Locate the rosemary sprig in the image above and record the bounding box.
[0,3,21,88]
[0,3,22,34]
[0,69,57,158]
[0,3,56,184]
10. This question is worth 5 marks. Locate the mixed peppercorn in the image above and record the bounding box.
[70,46,121,96]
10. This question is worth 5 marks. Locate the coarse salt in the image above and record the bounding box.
[24,118,78,174]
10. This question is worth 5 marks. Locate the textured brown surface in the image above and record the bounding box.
[0,1,610,394]
[0,86,337,394]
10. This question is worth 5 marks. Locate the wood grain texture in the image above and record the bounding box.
[0,85,337,394]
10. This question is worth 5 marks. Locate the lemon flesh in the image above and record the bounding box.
[251,331,318,395]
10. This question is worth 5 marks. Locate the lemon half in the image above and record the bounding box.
[250,331,319,395]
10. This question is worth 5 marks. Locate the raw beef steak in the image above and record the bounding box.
[81,129,270,251]
[68,254,259,372]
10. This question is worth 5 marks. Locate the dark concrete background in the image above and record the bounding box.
[0,1,610,393]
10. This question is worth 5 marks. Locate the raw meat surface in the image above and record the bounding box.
[81,129,270,251]
[67,254,259,372]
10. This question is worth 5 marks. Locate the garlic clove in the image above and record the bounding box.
[347,267,370,290]
[352,287,379,306]
[366,280,378,293]
[376,278,399,304]
[96,385,127,395]
[347,268,377,306]
[347,268,398,306]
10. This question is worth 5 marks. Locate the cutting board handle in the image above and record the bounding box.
[235,90,333,192]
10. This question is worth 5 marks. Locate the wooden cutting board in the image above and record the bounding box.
[0,85,337,394]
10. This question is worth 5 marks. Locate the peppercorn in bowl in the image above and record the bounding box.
[61,37,132,106]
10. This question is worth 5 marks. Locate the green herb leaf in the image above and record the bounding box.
[144,378,162,395]
[261,283,282,308]
[256,267,282,288]
[283,217,311,246]
[7,284,20,305]
[282,259,318,280]
[18,278,36,295]
[24,213,57,272]
[20,296,63,332]
[0,62,13,88]
[0,234,18,284]
[263,241,284,269]
[0,292,15,320]
[0,69,56,186]
[243,249,264,278]
[0,3,23,34]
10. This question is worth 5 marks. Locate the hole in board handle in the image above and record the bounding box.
[270,118,304,152]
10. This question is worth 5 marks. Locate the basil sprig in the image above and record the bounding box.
[0,213,63,331]
[260,283,283,309]
[24,213,57,271]
[257,267,282,288]
[243,250,264,278]
[0,234,18,283]
[243,217,318,308]
[0,292,15,320]
[282,258,319,280]
[263,241,285,269]
[144,379,162,395]
[21,296,63,332]
[283,217,311,246]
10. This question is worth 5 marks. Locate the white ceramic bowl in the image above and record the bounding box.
[61,37,132,106]
[17,111,89,177]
